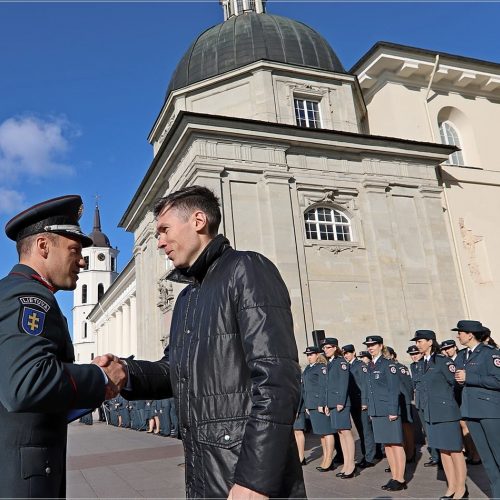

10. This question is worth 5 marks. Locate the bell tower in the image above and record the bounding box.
[220,0,266,20]
[73,200,119,362]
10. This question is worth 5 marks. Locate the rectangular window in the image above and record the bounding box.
[83,322,87,339]
[83,256,89,270]
[294,98,321,129]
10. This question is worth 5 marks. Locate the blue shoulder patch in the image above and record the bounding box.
[20,306,46,336]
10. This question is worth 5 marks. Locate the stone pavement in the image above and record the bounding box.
[67,421,490,499]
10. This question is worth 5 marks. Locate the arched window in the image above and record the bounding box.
[439,121,465,166]
[304,207,352,241]
[98,283,104,301]
[82,284,87,304]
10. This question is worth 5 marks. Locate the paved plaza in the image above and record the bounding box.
[67,421,490,499]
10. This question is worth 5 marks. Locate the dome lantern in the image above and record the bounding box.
[220,0,266,20]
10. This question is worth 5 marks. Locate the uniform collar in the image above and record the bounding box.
[9,263,56,293]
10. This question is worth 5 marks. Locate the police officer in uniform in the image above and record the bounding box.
[301,346,333,471]
[342,344,376,468]
[0,195,125,498]
[454,320,500,499]
[413,330,467,500]
[364,335,407,491]
[321,338,357,478]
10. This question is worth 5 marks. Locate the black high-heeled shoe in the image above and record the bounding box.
[454,486,469,499]
[340,467,359,479]
[335,471,345,477]
[316,462,335,472]
[439,494,454,499]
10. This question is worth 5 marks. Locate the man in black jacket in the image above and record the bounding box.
[101,186,305,499]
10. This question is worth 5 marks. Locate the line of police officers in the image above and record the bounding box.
[294,320,500,499]
[101,396,179,437]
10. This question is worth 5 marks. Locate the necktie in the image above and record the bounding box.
[424,359,428,371]
[466,349,472,360]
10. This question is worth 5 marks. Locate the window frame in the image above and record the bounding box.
[294,97,322,129]
[439,120,465,166]
[304,206,353,242]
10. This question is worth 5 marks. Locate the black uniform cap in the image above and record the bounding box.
[342,344,355,353]
[451,320,484,333]
[411,330,436,341]
[363,335,383,346]
[304,346,321,355]
[5,195,93,248]
[357,350,372,359]
[406,345,420,355]
[320,337,338,347]
[440,339,457,350]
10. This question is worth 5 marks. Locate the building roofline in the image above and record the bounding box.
[350,41,500,74]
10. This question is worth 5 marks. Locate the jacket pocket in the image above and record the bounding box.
[20,446,63,479]
[197,417,247,449]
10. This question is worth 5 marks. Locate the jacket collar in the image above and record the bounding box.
[166,234,231,284]
[9,263,57,293]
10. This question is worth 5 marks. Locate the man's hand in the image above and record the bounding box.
[92,354,128,399]
[361,405,368,411]
[388,414,398,421]
[455,369,466,384]
[324,406,331,416]
[227,484,268,500]
[336,404,344,412]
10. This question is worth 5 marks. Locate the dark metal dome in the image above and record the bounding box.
[166,12,345,97]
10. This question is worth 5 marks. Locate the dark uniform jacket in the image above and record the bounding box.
[0,264,105,498]
[122,236,305,499]
[302,363,327,410]
[454,344,500,419]
[348,358,368,407]
[418,354,461,424]
[410,360,422,409]
[366,356,400,417]
[320,357,350,408]
[396,361,413,423]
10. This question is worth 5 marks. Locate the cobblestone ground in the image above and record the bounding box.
[67,421,489,499]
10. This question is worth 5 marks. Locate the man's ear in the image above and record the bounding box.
[192,210,209,234]
[36,235,50,259]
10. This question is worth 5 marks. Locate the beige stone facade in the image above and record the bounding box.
[85,26,499,365]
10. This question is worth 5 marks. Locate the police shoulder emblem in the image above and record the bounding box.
[322,367,327,375]
[400,368,406,374]
[362,366,367,373]
[494,358,500,368]
[341,363,347,370]
[390,366,397,374]
[448,364,456,373]
[18,296,49,336]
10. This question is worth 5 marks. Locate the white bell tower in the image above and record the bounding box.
[73,201,118,363]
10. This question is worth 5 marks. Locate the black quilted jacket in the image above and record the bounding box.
[122,235,305,499]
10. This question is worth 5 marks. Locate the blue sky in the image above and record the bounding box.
[1,1,499,326]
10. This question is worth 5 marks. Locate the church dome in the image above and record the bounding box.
[166,12,345,97]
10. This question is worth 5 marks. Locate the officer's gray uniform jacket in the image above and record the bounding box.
[348,358,368,407]
[366,356,400,416]
[0,264,105,498]
[396,361,413,421]
[320,357,350,408]
[302,363,327,410]
[410,361,422,409]
[454,344,500,419]
[418,354,461,424]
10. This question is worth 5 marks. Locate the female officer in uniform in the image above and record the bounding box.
[454,320,500,499]
[321,338,356,478]
[301,346,334,471]
[364,335,407,491]
[413,330,467,500]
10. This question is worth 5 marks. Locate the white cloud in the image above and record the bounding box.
[0,115,76,181]
[0,188,26,215]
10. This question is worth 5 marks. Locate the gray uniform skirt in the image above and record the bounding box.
[427,420,463,452]
[371,416,403,444]
[329,407,352,431]
[309,409,332,436]
[294,411,306,431]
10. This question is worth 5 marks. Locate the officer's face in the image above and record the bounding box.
[410,353,422,362]
[46,235,85,291]
[366,343,381,357]
[415,338,432,354]
[442,346,457,358]
[156,206,208,268]
[343,351,355,362]
[456,330,474,346]
[307,353,318,363]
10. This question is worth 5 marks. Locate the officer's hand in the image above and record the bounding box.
[305,409,310,415]
[336,404,344,412]
[388,415,398,421]
[104,381,120,401]
[361,405,368,411]
[455,369,466,383]
[227,484,268,500]
[103,359,128,392]
[324,407,331,416]
[92,353,120,367]
[317,406,324,414]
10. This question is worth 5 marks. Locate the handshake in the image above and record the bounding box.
[92,353,128,400]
